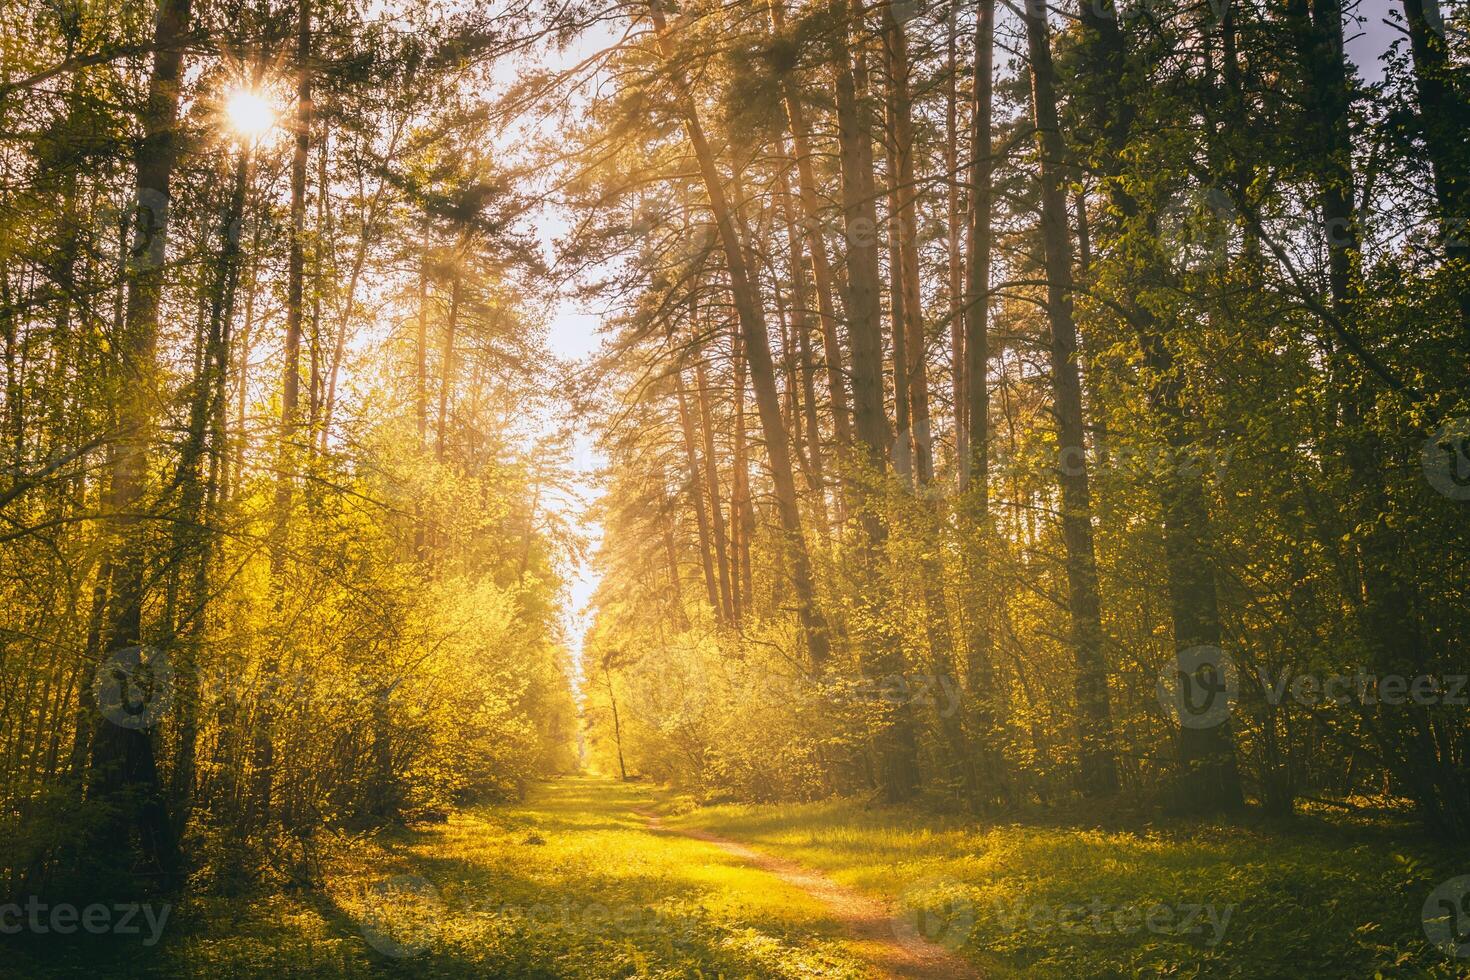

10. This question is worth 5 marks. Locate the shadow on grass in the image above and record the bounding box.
[16,776,865,979]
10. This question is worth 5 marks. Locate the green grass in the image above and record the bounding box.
[6,776,872,978]
[667,795,1469,978]
[10,778,1466,978]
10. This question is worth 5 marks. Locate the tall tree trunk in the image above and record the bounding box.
[413,231,429,558]
[884,125,913,482]
[307,135,328,457]
[1292,0,1465,837]
[1023,0,1119,797]
[693,352,736,622]
[661,482,691,628]
[960,0,1006,807]
[675,368,723,616]
[832,0,919,802]
[833,0,891,474]
[731,326,755,613]
[255,0,313,831]
[881,6,931,482]
[87,0,194,880]
[947,6,966,472]
[1400,0,1470,334]
[167,149,248,826]
[774,145,832,532]
[604,661,629,781]
[278,0,311,479]
[650,0,832,665]
[769,0,854,456]
[1077,0,1241,811]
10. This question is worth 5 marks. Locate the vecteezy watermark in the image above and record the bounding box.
[195,669,399,712]
[1423,876,1470,959]
[1059,442,1235,481]
[1422,417,1470,501]
[93,644,173,730]
[88,188,170,273]
[1159,646,1468,729]
[1158,645,1238,730]
[1157,184,1238,273]
[0,899,171,946]
[990,896,1234,946]
[359,874,443,958]
[891,876,976,951]
[1254,669,1469,709]
[844,673,962,719]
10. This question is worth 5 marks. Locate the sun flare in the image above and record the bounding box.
[224,87,276,140]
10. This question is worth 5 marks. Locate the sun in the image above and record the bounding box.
[225,87,277,141]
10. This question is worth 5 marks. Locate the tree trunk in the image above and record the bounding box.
[1293,0,1466,837]
[947,6,966,472]
[1077,0,1241,811]
[650,0,832,665]
[675,366,723,616]
[436,274,461,463]
[881,6,931,482]
[770,0,854,455]
[1400,0,1470,335]
[254,0,313,832]
[87,0,194,881]
[731,327,755,613]
[1023,0,1119,797]
[774,144,832,532]
[832,0,919,802]
[693,353,736,621]
[960,0,1006,807]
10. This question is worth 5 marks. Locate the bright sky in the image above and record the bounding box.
[511,21,625,686]
[545,303,605,686]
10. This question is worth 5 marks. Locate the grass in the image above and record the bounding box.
[9,777,1466,978]
[666,793,1469,978]
[6,776,870,978]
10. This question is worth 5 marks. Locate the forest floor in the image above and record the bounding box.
[7,774,1464,978]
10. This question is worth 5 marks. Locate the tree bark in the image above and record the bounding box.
[675,368,723,616]
[693,352,736,622]
[1400,0,1470,335]
[1076,0,1241,810]
[649,0,832,665]
[1023,0,1119,797]
[87,0,194,879]
[831,0,919,802]
[436,273,462,463]
[769,0,854,455]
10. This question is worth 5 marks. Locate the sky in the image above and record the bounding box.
[517,22,625,687]
[545,303,605,686]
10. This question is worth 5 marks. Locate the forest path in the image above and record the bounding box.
[639,807,982,979]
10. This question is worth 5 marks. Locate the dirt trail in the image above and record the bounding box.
[639,811,982,980]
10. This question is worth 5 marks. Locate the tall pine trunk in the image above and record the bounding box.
[87,0,194,881]
[649,0,832,665]
[1023,0,1119,797]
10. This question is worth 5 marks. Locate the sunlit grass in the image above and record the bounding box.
[13,778,1459,977]
[669,796,1466,977]
[11,776,870,978]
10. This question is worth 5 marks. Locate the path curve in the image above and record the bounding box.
[638,811,981,980]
